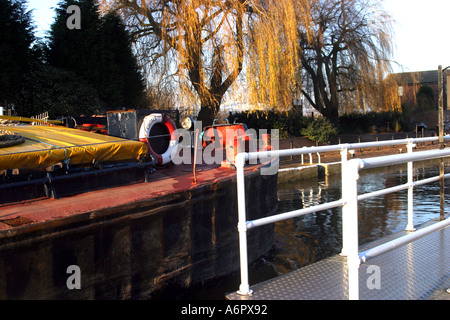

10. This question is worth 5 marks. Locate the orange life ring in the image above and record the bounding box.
[139,114,178,165]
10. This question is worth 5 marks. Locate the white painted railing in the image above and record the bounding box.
[235,136,450,299]
[31,111,49,126]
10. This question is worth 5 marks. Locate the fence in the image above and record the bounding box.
[31,112,49,126]
[235,136,450,299]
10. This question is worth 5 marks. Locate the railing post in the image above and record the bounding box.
[236,153,252,296]
[406,142,416,231]
[342,159,362,300]
[301,147,306,165]
[340,145,349,256]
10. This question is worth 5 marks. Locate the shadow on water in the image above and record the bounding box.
[178,159,450,300]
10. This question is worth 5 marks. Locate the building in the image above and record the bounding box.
[387,70,450,110]
[387,69,450,131]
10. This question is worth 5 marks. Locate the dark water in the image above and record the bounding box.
[181,160,450,300]
[273,160,450,273]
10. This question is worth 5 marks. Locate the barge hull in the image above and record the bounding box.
[0,164,277,299]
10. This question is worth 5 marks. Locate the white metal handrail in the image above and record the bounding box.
[235,136,450,298]
[343,149,450,300]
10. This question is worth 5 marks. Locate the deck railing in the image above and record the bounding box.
[235,136,450,299]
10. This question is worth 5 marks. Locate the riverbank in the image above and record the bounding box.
[278,134,442,182]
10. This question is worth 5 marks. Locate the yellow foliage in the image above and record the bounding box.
[98,0,312,119]
[99,0,396,120]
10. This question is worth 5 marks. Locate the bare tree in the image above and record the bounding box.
[99,0,310,127]
[299,0,395,124]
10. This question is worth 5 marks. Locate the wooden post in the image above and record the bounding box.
[439,65,444,150]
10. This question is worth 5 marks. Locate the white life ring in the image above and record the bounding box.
[139,114,178,165]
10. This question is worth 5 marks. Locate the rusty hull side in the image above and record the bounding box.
[0,165,277,299]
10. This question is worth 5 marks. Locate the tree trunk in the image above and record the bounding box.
[197,97,221,128]
[323,104,340,125]
[184,5,243,129]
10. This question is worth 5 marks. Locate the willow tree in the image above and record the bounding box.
[99,0,310,127]
[299,0,395,124]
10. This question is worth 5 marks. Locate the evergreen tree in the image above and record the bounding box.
[0,0,35,106]
[18,64,104,118]
[47,0,100,78]
[97,12,146,109]
[47,0,145,111]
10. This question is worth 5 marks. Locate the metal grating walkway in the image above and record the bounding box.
[227,220,450,300]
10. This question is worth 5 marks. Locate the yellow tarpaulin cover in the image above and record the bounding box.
[0,125,148,170]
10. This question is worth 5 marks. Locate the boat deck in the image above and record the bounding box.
[0,125,147,170]
[227,219,450,300]
[0,162,261,231]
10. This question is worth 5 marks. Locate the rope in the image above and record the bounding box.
[0,130,25,148]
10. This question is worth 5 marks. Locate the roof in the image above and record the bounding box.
[387,70,438,86]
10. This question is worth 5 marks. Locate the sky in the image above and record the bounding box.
[383,0,450,73]
[26,0,450,74]
[27,0,59,37]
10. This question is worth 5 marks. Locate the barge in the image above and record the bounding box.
[0,111,277,299]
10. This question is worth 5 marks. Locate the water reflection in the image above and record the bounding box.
[272,160,450,276]
[182,160,450,299]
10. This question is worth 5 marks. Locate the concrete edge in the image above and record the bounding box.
[278,162,342,183]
